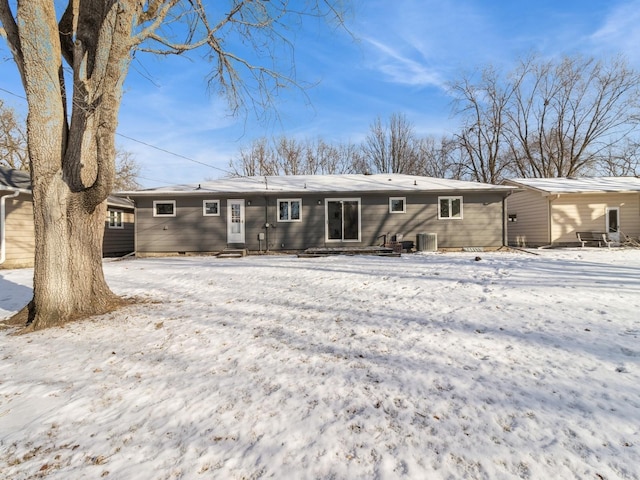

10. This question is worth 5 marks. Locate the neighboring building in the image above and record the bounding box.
[0,168,33,268]
[103,195,136,257]
[119,174,515,255]
[503,177,640,247]
[0,166,134,269]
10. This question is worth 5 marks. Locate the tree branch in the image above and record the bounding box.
[0,0,26,87]
[58,2,75,67]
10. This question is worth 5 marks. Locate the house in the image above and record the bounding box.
[503,177,640,247]
[102,194,136,257]
[119,174,515,255]
[0,167,33,268]
[0,166,135,269]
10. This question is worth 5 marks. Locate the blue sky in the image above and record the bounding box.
[2,0,640,187]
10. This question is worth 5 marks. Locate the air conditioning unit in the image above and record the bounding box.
[416,233,438,252]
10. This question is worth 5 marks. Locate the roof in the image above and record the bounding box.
[106,196,135,208]
[0,165,133,208]
[0,166,31,192]
[505,177,640,195]
[119,174,515,196]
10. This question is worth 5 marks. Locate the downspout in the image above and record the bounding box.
[127,196,137,257]
[547,194,559,245]
[0,190,21,265]
[264,195,270,252]
[502,190,512,247]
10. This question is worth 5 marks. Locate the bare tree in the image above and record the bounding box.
[0,99,28,170]
[114,150,141,191]
[416,135,465,179]
[2,99,140,187]
[450,55,640,181]
[452,57,640,183]
[450,66,514,183]
[229,135,361,176]
[362,113,420,174]
[312,138,362,174]
[598,139,640,176]
[228,137,279,177]
[336,142,367,174]
[506,55,640,178]
[0,1,347,331]
[275,137,306,175]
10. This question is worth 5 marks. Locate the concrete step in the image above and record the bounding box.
[298,246,398,257]
[217,248,247,258]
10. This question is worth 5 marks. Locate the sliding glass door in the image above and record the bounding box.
[326,199,361,242]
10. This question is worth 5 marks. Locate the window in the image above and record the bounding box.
[107,209,123,229]
[389,197,406,213]
[153,200,176,217]
[508,214,517,223]
[278,199,302,222]
[438,196,463,219]
[203,200,220,216]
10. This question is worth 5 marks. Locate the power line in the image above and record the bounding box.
[0,86,26,100]
[0,84,264,185]
[115,132,231,175]
[115,133,264,185]
[135,175,179,187]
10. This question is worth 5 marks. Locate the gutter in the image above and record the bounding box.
[128,196,138,259]
[502,190,512,247]
[0,189,21,265]
[547,194,560,245]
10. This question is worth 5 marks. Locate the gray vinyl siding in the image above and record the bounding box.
[358,193,504,248]
[134,196,226,253]
[506,189,550,247]
[1,192,35,269]
[134,195,326,253]
[262,196,325,250]
[103,210,135,256]
[132,191,507,253]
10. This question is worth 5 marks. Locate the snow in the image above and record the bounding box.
[506,176,640,194]
[1,248,639,479]
[122,173,515,195]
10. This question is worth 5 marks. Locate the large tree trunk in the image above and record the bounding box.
[8,0,136,330]
[27,179,119,329]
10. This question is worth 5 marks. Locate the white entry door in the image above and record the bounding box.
[606,207,620,243]
[227,199,245,244]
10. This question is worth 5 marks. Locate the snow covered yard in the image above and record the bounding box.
[1,248,639,479]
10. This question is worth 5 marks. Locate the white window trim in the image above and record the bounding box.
[153,200,176,217]
[277,198,302,222]
[389,197,406,214]
[107,209,124,229]
[438,196,463,220]
[202,199,221,216]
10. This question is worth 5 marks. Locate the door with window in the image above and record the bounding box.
[606,207,620,243]
[326,199,360,242]
[227,199,245,244]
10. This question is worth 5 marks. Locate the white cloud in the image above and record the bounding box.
[353,1,501,89]
[362,36,445,88]
[590,0,640,63]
